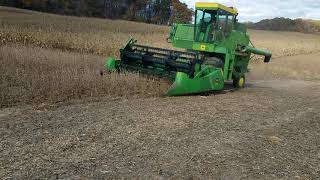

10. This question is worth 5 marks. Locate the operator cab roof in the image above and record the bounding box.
[195,2,238,15]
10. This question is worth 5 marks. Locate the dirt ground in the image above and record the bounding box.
[1,54,320,179]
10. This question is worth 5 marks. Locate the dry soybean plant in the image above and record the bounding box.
[0,45,170,107]
[2,6,320,58]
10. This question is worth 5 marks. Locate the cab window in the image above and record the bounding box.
[218,14,227,32]
[226,15,234,35]
[217,10,234,36]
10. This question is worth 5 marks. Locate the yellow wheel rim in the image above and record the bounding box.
[239,77,244,87]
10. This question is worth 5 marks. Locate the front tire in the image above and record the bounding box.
[233,75,245,88]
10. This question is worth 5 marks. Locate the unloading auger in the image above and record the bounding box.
[105,2,272,96]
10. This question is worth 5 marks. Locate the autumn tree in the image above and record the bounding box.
[0,0,193,25]
[169,0,193,24]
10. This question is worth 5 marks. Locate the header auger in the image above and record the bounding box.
[105,2,272,96]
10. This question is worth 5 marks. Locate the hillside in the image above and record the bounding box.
[1,5,320,179]
[2,6,320,58]
[1,6,320,107]
[247,17,320,33]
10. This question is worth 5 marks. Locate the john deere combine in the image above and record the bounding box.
[105,2,272,96]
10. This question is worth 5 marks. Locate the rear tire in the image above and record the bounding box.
[233,75,245,88]
[203,57,224,68]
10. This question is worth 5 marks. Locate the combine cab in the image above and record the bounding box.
[105,2,272,96]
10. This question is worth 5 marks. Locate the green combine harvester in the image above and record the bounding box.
[105,2,272,96]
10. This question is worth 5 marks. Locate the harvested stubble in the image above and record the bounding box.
[249,30,320,58]
[0,45,170,107]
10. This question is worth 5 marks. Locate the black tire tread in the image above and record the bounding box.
[233,75,245,88]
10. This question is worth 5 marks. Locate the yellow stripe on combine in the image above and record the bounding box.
[195,2,238,15]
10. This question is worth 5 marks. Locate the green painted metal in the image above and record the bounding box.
[105,56,117,71]
[104,2,272,96]
[242,46,271,56]
[166,68,224,96]
[171,24,194,49]
[241,46,272,62]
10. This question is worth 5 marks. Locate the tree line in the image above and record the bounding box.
[0,0,193,24]
[246,17,320,33]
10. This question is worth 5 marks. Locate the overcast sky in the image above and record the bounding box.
[180,0,320,22]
